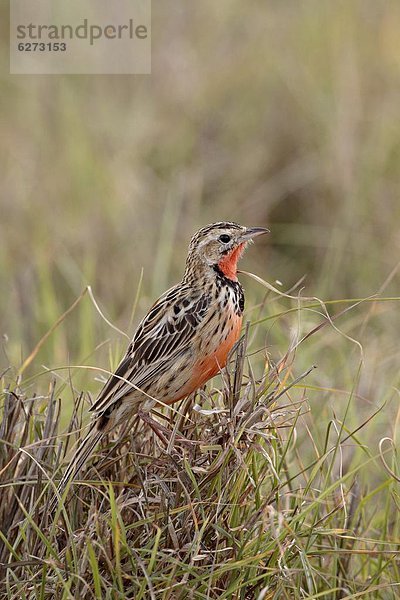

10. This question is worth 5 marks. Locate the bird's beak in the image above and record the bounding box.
[239,227,270,242]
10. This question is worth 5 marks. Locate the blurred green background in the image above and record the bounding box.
[1,1,400,442]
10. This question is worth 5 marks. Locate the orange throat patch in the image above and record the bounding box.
[217,243,245,281]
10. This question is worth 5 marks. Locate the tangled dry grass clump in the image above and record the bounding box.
[1,289,400,599]
[0,334,303,597]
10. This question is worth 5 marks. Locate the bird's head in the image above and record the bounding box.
[185,221,269,281]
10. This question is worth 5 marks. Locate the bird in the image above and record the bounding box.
[52,221,269,508]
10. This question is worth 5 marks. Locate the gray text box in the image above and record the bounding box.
[10,0,151,74]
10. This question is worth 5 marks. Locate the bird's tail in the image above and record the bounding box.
[50,425,104,513]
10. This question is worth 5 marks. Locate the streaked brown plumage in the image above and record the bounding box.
[53,222,269,507]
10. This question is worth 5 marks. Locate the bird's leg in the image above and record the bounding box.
[137,410,170,445]
[137,410,195,447]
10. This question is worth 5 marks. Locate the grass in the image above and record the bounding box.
[1,278,399,599]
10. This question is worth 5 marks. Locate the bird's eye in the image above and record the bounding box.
[219,234,231,243]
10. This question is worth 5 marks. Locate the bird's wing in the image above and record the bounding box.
[89,284,211,416]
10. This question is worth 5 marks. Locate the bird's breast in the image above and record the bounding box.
[183,279,244,395]
[192,311,242,387]
[163,279,245,403]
